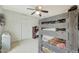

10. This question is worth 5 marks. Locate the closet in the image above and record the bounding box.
[39,10,79,53]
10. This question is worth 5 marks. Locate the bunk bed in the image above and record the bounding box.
[39,10,79,53]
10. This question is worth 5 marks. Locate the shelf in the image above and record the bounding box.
[40,13,68,22]
[41,30,68,40]
[40,23,67,28]
[42,41,67,53]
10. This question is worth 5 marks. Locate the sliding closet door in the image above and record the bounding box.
[21,16,38,40]
[21,21,32,40]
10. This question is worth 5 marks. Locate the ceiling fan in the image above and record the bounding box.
[27,6,48,17]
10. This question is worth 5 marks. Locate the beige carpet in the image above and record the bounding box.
[9,39,38,53]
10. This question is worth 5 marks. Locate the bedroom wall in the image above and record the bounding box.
[0,6,3,13]
[3,9,39,42]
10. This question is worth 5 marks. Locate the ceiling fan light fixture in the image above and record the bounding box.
[38,6,42,10]
[36,11,40,15]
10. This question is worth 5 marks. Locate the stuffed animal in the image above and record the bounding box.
[48,38,66,48]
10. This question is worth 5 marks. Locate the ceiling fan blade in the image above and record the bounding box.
[27,8,35,10]
[41,10,48,13]
[31,11,36,15]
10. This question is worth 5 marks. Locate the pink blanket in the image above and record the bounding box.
[56,43,66,48]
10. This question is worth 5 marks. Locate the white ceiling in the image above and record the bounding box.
[1,5,79,19]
